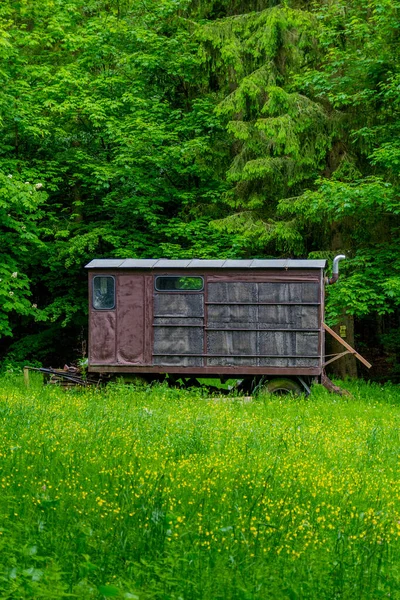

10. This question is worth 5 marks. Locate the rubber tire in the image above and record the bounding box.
[262,377,304,396]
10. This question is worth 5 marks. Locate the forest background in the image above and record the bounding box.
[0,0,399,377]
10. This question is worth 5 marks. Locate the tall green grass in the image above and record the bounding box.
[0,375,400,598]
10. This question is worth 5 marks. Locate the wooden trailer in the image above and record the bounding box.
[85,258,357,393]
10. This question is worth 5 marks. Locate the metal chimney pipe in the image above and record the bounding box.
[328,255,346,285]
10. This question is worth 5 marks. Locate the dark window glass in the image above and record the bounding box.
[93,276,115,309]
[155,276,204,292]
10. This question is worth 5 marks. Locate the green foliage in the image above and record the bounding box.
[1,0,400,362]
[0,173,46,336]
[201,0,400,332]
[276,179,400,320]
[0,0,235,360]
[274,0,400,322]
[197,5,332,254]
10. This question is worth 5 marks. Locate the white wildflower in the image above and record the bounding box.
[35,183,43,190]
[32,303,37,309]
[9,291,13,296]
[7,174,12,179]
[11,272,18,278]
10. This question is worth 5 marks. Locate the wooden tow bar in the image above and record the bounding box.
[323,323,372,369]
[321,323,371,396]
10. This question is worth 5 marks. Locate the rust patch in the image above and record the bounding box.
[116,275,145,364]
[89,311,116,364]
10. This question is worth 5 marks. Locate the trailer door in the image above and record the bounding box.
[116,275,146,364]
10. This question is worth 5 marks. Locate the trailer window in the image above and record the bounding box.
[155,276,204,292]
[93,276,115,309]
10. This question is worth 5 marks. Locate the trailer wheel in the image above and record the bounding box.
[261,378,304,396]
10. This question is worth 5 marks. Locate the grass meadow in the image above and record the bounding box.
[0,375,399,599]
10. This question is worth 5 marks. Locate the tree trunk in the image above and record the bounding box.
[326,312,358,379]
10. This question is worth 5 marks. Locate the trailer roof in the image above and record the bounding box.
[85,258,327,269]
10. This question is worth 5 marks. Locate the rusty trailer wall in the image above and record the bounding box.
[89,273,153,366]
[86,260,325,376]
